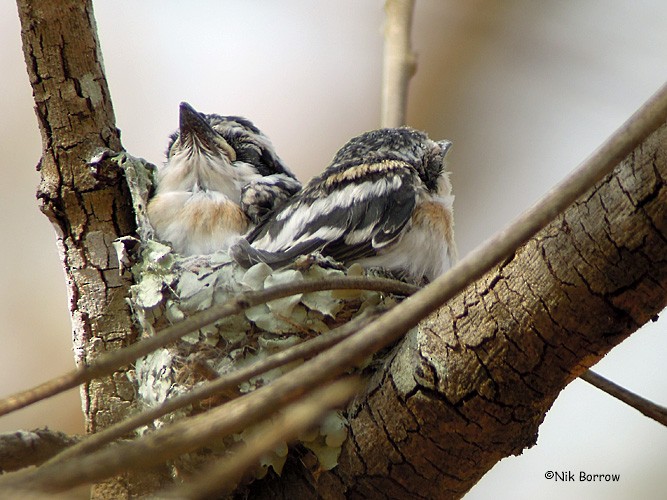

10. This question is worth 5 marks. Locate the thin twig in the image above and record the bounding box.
[581,370,667,427]
[0,276,416,418]
[381,0,416,127]
[161,378,362,499]
[44,309,382,465]
[0,335,369,491]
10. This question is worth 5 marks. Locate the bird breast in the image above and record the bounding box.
[147,190,249,255]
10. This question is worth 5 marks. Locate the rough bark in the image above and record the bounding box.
[16,1,170,496]
[17,0,131,432]
[0,428,80,473]
[249,123,667,498]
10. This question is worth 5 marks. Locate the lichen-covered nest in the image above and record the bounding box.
[103,151,399,480]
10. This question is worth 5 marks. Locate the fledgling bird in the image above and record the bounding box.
[147,102,301,255]
[232,127,457,283]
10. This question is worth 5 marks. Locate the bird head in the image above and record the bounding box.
[327,127,452,194]
[167,101,238,164]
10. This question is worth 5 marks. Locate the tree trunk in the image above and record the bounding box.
[16,1,170,496]
[17,0,133,432]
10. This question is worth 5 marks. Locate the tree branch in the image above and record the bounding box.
[44,309,382,465]
[1,339,373,492]
[318,101,667,498]
[17,96,664,496]
[381,0,416,127]
[0,277,416,418]
[16,0,136,440]
[580,370,667,426]
[0,429,80,473]
[14,0,667,497]
[161,378,361,499]
[16,2,159,495]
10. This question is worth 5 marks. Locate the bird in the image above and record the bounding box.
[232,127,457,283]
[147,102,301,256]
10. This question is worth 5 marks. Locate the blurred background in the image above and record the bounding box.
[1,1,665,498]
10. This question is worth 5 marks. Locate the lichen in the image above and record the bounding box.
[105,151,402,481]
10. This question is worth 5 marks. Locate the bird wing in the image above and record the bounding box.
[233,161,417,268]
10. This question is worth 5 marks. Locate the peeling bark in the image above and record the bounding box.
[17,0,132,430]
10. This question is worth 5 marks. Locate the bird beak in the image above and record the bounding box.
[438,140,453,156]
[178,102,236,160]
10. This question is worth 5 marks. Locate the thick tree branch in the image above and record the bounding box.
[248,93,667,497]
[16,0,135,432]
[16,0,145,496]
[0,429,80,473]
[13,0,667,497]
[321,117,667,499]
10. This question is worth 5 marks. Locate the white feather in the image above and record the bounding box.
[355,218,453,282]
[157,151,260,203]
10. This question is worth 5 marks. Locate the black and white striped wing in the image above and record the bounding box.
[233,162,418,268]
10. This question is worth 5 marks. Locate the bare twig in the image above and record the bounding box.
[0,429,80,473]
[381,0,416,127]
[581,370,667,427]
[0,339,370,492]
[161,378,362,499]
[44,309,382,465]
[0,276,416,418]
